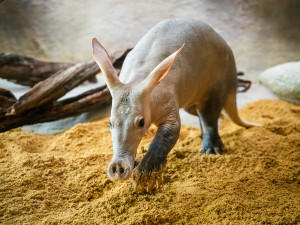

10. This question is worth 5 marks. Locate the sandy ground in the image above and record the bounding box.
[0,99,299,224]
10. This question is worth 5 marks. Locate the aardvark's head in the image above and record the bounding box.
[92,38,183,181]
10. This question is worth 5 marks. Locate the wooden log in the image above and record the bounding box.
[7,48,131,115]
[0,48,132,87]
[0,86,111,132]
[8,61,100,115]
[0,48,131,132]
[0,53,72,86]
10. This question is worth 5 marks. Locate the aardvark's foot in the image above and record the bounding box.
[133,169,163,193]
[132,153,164,193]
[200,138,223,155]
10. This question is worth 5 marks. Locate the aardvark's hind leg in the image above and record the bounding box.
[197,98,224,155]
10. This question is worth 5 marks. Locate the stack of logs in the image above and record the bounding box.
[0,49,131,132]
[0,50,251,133]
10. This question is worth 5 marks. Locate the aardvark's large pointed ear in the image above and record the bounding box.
[138,44,184,94]
[92,38,123,93]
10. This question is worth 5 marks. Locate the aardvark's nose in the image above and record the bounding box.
[107,159,132,180]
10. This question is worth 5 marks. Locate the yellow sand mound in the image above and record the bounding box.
[0,99,299,224]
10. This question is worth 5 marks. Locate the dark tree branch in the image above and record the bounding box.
[0,53,72,86]
[6,48,132,115]
[0,48,132,132]
[8,61,100,115]
[0,86,111,132]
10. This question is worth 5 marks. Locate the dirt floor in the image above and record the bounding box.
[0,99,299,224]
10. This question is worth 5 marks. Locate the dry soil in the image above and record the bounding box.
[0,99,299,224]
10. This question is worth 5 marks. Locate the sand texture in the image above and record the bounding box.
[0,99,299,224]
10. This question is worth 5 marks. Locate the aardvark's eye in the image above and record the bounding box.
[138,118,144,128]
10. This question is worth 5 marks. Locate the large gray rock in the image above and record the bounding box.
[259,62,300,104]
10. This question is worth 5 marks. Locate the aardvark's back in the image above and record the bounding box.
[119,18,237,109]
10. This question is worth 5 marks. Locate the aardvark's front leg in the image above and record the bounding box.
[133,120,180,193]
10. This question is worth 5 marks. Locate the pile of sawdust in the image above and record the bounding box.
[0,99,299,224]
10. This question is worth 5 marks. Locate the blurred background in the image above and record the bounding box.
[1,0,300,80]
[0,0,299,133]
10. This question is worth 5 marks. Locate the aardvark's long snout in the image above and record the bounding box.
[107,157,134,181]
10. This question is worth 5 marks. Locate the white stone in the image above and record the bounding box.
[259,61,300,104]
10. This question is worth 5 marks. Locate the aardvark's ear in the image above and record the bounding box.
[92,38,123,93]
[138,44,184,94]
